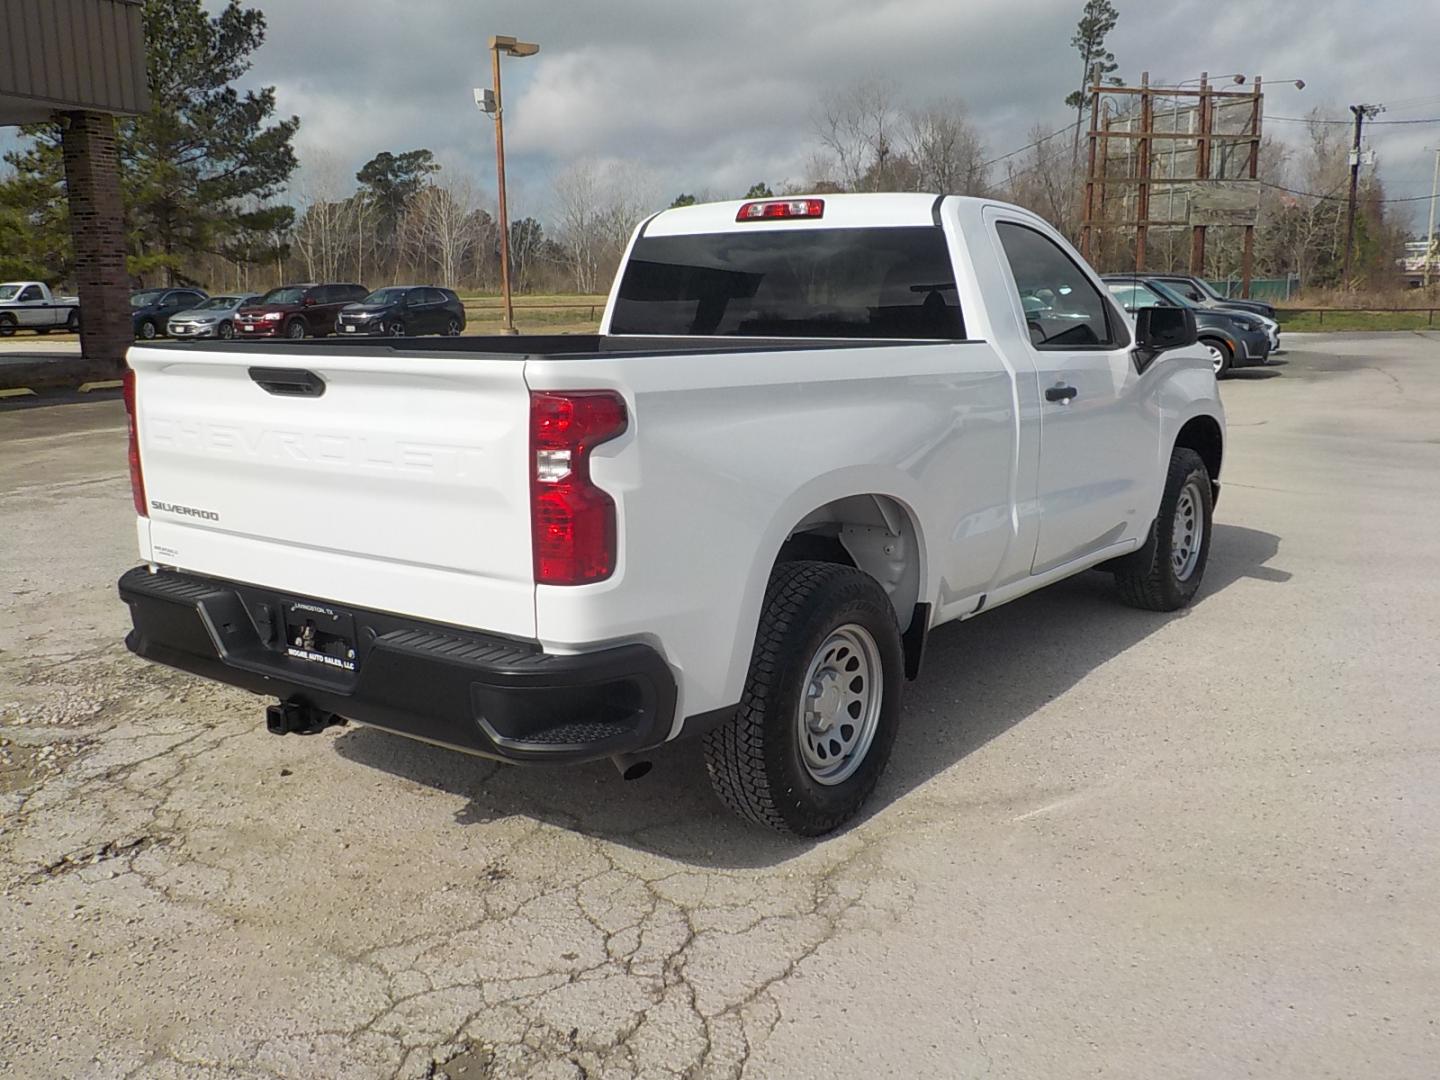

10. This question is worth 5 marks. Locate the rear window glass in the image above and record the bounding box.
[610,226,964,339]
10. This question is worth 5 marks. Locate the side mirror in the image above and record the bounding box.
[1134,306,1196,371]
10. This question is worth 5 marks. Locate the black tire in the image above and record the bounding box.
[1112,447,1214,612]
[138,318,158,340]
[0,314,16,337]
[387,320,407,337]
[217,320,233,340]
[285,319,306,340]
[1201,336,1232,378]
[66,310,80,333]
[36,326,50,335]
[446,317,462,337]
[704,561,904,836]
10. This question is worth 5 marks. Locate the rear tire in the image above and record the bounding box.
[66,310,80,333]
[1201,336,1232,377]
[704,561,903,836]
[0,314,15,337]
[1112,447,1213,612]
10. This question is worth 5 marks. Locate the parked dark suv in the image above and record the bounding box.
[1102,275,1269,376]
[132,287,208,340]
[335,286,467,337]
[234,283,369,340]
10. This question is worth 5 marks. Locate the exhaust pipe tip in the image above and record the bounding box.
[611,753,653,781]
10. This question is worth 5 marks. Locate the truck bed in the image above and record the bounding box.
[145,332,967,360]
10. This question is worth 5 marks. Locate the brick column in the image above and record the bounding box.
[61,111,131,374]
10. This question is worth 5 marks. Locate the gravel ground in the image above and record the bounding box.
[2,333,1438,1079]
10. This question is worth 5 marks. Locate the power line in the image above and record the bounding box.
[1260,179,1438,204]
[980,122,1078,169]
[1265,114,1440,125]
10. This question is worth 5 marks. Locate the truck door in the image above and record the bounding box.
[988,217,1156,574]
[16,284,45,328]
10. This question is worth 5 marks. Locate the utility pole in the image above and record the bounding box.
[1342,103,1383,287]
[475,35,539,335]
[1425,147,1439,289]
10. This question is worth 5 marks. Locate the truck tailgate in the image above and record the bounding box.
[128,347,537,638]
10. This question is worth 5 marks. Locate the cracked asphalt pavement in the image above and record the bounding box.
[3,333,1439,1078]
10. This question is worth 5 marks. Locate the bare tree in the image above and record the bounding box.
[903,101,988,195]
[400,171,480,288]
[553,160,658,294]
[999,125,1080,240]
[291,151,351,282]
[812,79,901,191]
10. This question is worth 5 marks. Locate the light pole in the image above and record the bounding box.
[1424,147,1439,289]
[475,35,538,336]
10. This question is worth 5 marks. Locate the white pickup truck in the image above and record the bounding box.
[119,194,1224,835]
[0,281,81,335]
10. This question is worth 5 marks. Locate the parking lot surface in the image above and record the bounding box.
[3,333,1438,1079]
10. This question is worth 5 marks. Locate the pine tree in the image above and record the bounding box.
[1065,0,1121,165]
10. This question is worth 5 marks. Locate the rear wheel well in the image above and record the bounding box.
[1175,415,1223,494]
[774,494,926,674]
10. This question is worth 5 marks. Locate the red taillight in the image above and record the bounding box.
[123,367,147,517]
[736,198,824,222]
[530,391,627,585]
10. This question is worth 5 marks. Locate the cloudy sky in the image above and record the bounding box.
[224,0,1439,228]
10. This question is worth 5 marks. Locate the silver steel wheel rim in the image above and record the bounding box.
[797,623,883,786]
[1206,343,1225,372]
[1171,480,1204,581]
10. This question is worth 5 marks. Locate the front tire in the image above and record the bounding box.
[217,320,234,340]
[285,319,306,340]
[1201,336,1232,377]
[704,561,903,836]
[0,314,16,337]
[138,319,159,341]
[1112,447,1214,612]
[387,320,407,337]
[66,310,81,333]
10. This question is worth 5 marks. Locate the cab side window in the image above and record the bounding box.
[996,222,1115,349]
[19,285,42,302]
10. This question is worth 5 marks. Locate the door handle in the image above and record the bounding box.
[1045,384,1078,403]
[249,367,326,397]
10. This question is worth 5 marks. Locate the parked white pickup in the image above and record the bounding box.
[0,281,80,336]
[119,193,1225,835]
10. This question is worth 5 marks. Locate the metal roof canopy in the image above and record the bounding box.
[0,0,148,124]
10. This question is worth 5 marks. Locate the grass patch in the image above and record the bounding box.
[1277,310,1439,332]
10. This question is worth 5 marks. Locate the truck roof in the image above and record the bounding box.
[645,192,965,236]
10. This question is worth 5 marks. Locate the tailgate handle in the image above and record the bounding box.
[248,367,326,398]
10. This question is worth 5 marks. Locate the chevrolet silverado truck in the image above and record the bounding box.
[118,194,1224,835]
[0,281,81,336]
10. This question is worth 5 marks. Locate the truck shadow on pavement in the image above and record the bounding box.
[332,523,1288,868]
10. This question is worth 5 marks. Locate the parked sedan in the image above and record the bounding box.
[167,294,264,340]
[336,286,467,337]
[1145,273,1277,320]
[234,283,369,340]
[132,287,208,340]
[1102,275,1269,376]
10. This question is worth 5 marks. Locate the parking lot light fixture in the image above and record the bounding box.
[483,35,540,336]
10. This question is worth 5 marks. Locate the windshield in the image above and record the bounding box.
[196,296,242,311]
[0,285,20,301]
[131,289,168,308]
[610,227,964,339]
[362,288,410,306]
[261,287,306,305]
[1194,278,1225,301]
[1143,278,1192,307]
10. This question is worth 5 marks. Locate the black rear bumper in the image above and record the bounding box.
[118,566,676,765]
